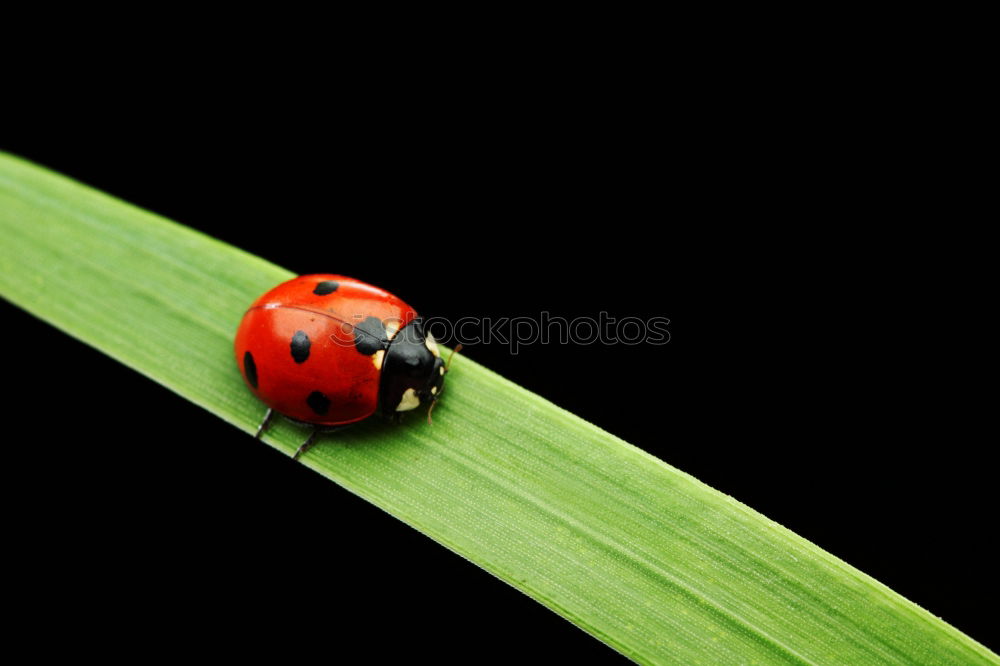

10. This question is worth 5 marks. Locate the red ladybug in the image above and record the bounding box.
[234,274,452,458]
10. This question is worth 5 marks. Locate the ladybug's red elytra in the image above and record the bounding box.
[234,274,452,459]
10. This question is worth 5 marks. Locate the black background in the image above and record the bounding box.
[2,100,994,661]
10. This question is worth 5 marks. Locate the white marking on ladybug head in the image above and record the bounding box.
[425,333,440,357]
[396,388,420,411]
[385,320,401,340]
[431,386,438,395]
[372,349,385,370]
[439,365,445,376]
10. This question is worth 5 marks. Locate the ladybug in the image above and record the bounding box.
[234,274,454,459]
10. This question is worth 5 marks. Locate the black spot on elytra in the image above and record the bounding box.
[307,390,331,415]
[313,280,340,295]
[354,316,389,355]
[243,351,258,389]
[290,330,311,363]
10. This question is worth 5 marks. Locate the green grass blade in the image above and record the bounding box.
[1,151,995,665]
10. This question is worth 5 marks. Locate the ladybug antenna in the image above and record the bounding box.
[445,343,463,372]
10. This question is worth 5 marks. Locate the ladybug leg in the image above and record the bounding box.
[292,428,320,461]
[254,408,274,440]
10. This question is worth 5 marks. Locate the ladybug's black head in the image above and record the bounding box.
[380,319,447,418]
